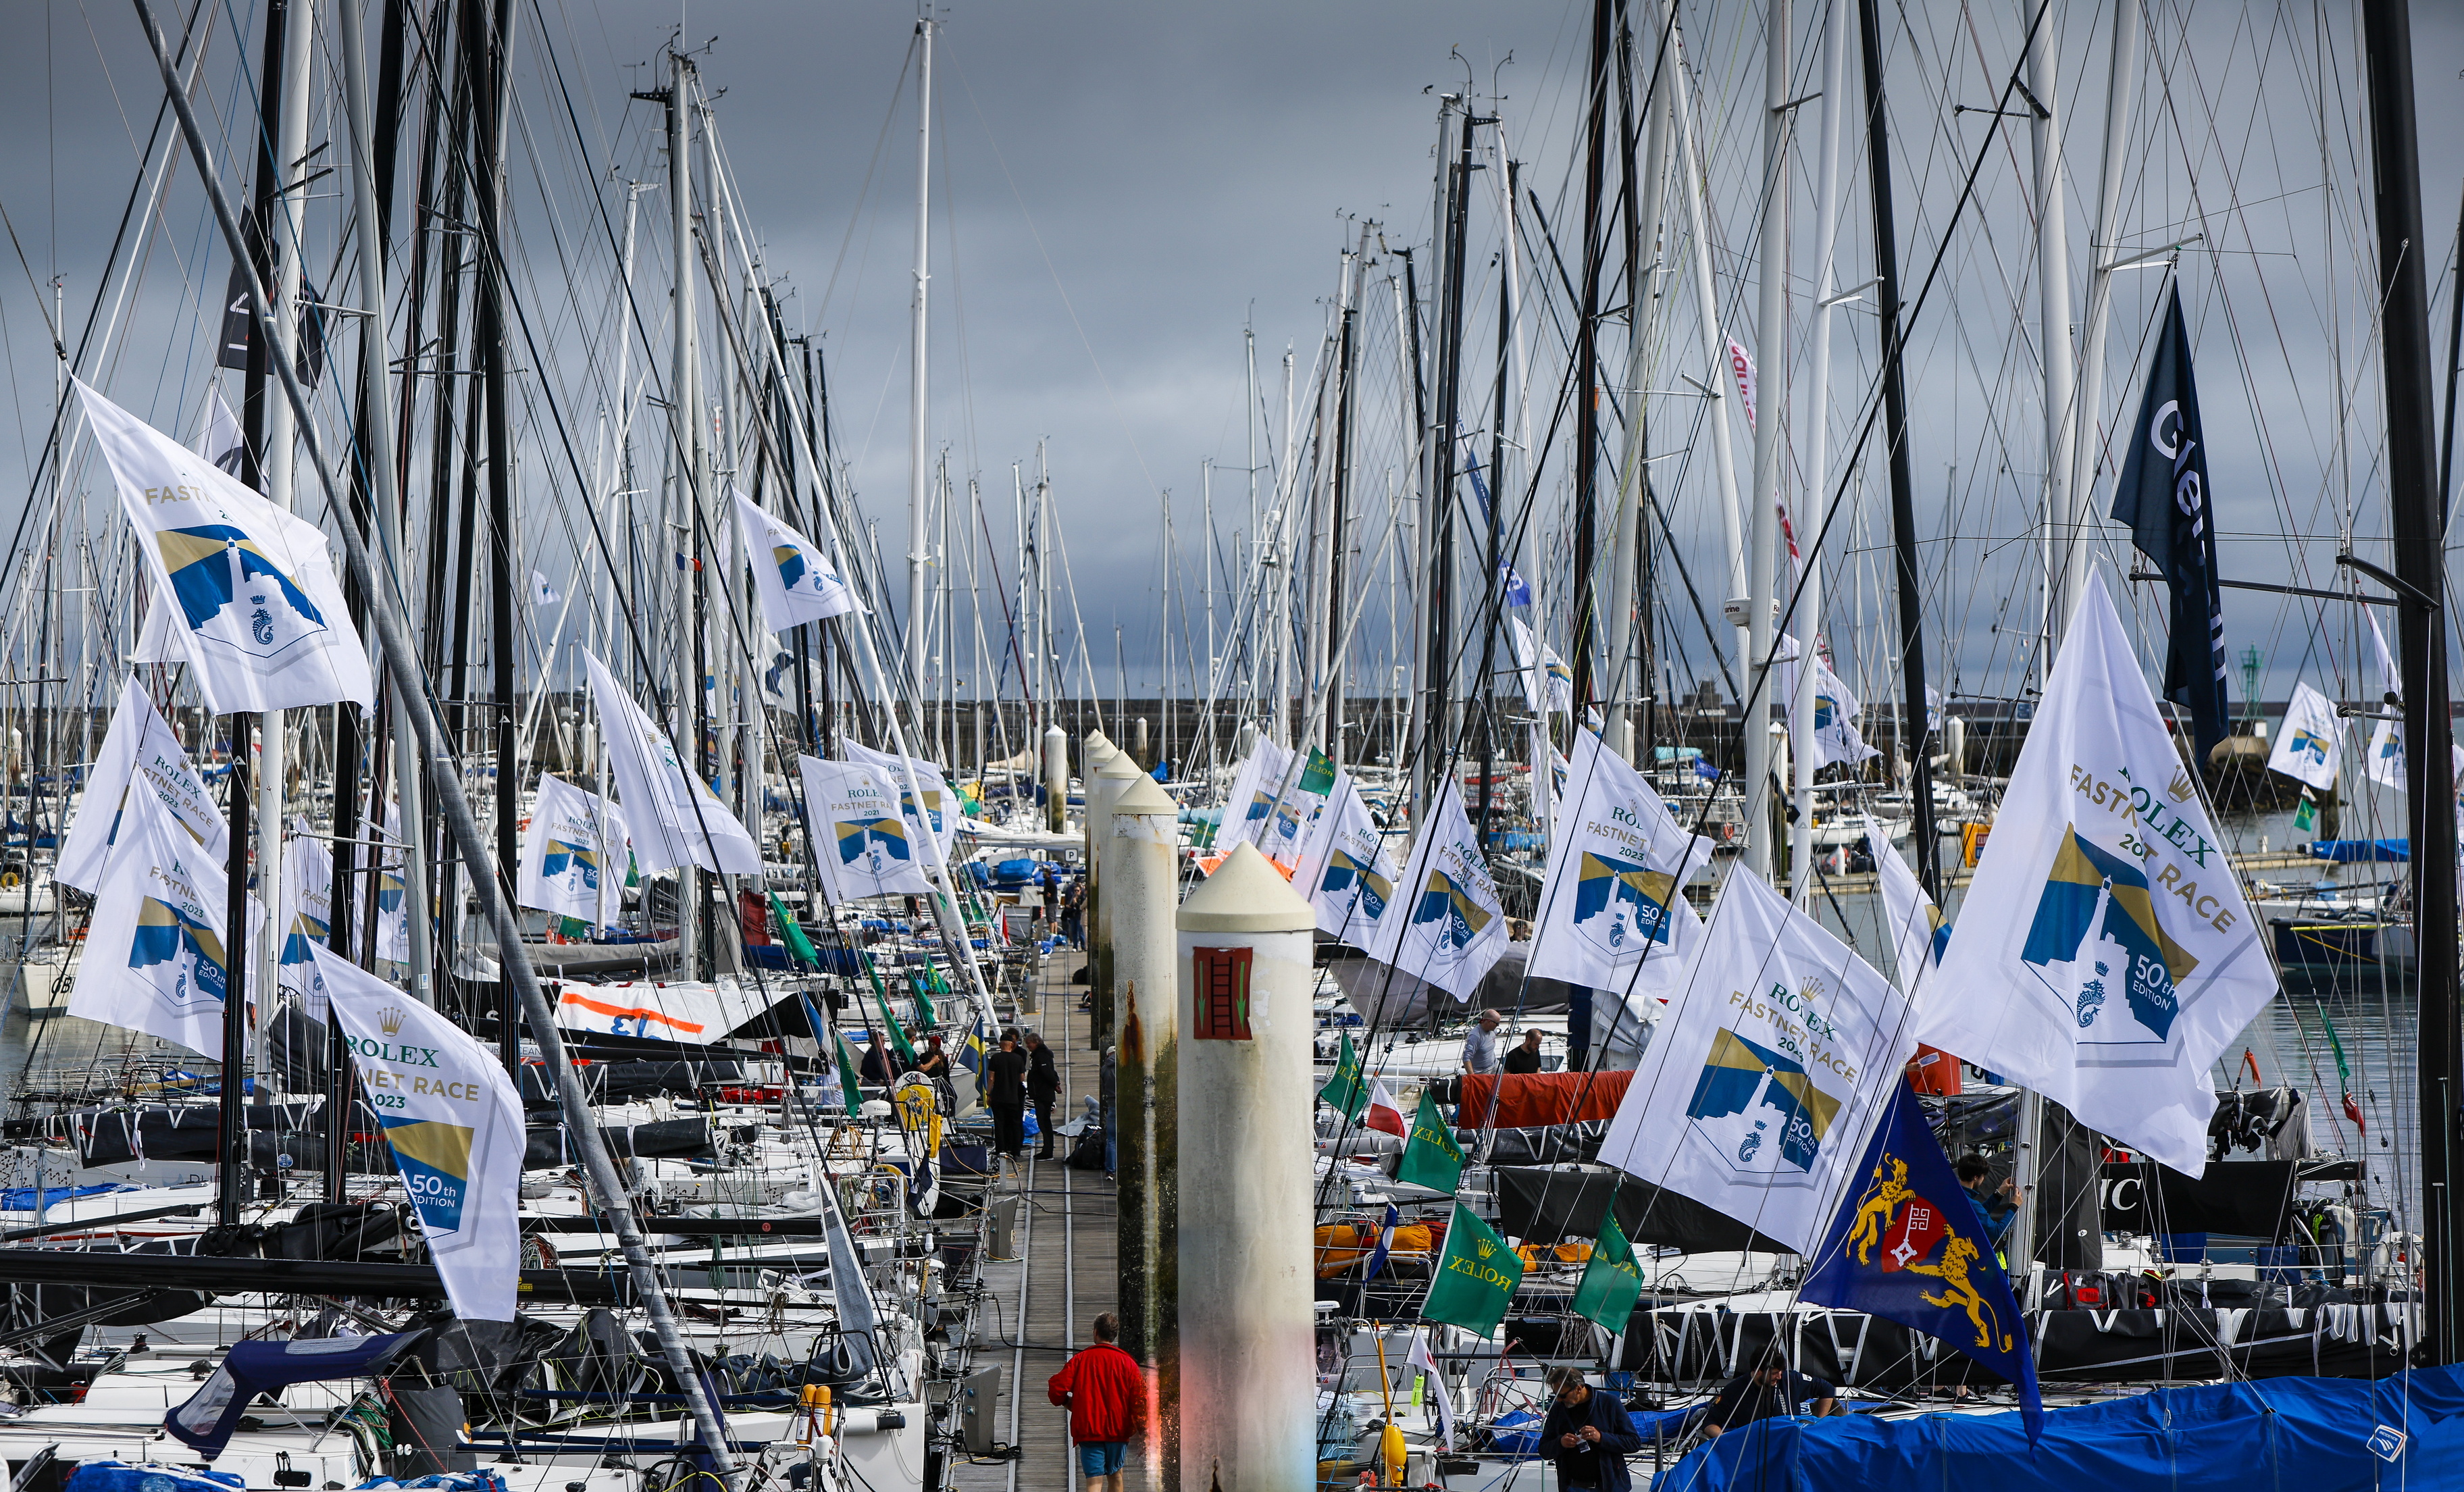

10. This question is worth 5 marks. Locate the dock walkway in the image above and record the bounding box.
[948,949,1139,1492]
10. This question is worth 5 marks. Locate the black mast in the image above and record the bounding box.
[1857,0,1940,895]
[1424,109,1475,805]
[1329,242,1360,769]
[1572,0,1612,717]
[2360,0,2462,1364]
[471,0,521,1073]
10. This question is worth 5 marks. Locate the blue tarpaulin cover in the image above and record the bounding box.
[2307,838,2409,862]
[1653,1368,2464,1491]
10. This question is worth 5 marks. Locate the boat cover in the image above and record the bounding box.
[1652,1366,2464,1490]
[2307,838,2409,862]
[1446,1070,1633,1127]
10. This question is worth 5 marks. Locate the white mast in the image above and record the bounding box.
[1605,37,1674,765]
[2070,0,2145,595]
[255,0,314,1025]
[2026,0,2079,657]
[1743,0,1792,885]
[1791,0,1850,905]
[906,16,935,703]
[1668,22,1750,667]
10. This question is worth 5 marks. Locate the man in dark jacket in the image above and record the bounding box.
[985,1030,1031,1160]
[1540,1367,1643,1491]
[1703,1354,1835,1436]
[1024,1030,1061,1159]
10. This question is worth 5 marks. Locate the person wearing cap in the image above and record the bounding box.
[1541,1366,1643,1491]
[1024,1029,1061,1160]
[1463,1009,1505,1076]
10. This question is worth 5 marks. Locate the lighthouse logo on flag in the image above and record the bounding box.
[1410,868,1492,960]
[836,809,911,870]
[1320,848,1391,924]
[156,524,331,663]
[542,838,600,894]
[130,896,230,1018]
[2021,824,2197,1044]
[1570,851,1679,956]
[1684,1027,1839,1179]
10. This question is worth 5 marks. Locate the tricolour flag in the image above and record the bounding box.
[76,788,237,1058]
[517,774,627,925]
[1320,1029,1367,1120]
[2111,284,2230,761]
[1529,729,1712,1010]
[1917,570,2269,1175]
[1371,780,1508,1004]
[57,677,227,894]
[1598,869,1914,1253]
[1362,1202,1402,1281]
[734,490,863,634]
[1364,1079,1407,1137]
[78,378,371,714]
[316,944,523,1322]
[800,754,931,901]
[1800,1077,2042,1441]
[2267,681,2341,792]
[1570,1212,1643,1330]
[1396,1087,1465,1194]
[1422,1202,1524,1339]
[843,741,960,863]
[583,648,762,876]
[1291,772,1400,950]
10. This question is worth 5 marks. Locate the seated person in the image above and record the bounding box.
[1502,1029,1546,1075]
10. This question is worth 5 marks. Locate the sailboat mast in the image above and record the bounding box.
[1857,0,1940,895]
[1741,0,1790,885]
[1789,0,1849,906]
[664,53,702,977]
[473,0,521,1067]
[2359,0,2462,1365]
[2026,0,2080,652]
[1572,0,1610,718]
[907,17,935,703]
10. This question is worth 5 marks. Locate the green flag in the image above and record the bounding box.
[1320,1030,1368,1119]
[1422,1202,1524,1339]
[875,989,919,1067]
[1395,1089,1466,1194]
[833,1030,867,1112]
[908,969,937,1031]
[859,952,889,1002]
[2293,790,2318,833]
[769,892,819,971]
[1299,746,1337,796]
[1570,1212,1644,1330]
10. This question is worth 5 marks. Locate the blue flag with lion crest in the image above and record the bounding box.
[1801,1078,2043,1443]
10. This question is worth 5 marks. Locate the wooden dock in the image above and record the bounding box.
[948,950,1141,1492]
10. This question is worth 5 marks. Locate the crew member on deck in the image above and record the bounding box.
[1502,1028,1545,1075]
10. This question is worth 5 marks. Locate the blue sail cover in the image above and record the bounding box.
[1653,1368,2464,1491]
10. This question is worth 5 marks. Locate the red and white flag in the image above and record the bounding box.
[1365,1079,1408,1137]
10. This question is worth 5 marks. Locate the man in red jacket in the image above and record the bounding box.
[1047,1311,1143,1490]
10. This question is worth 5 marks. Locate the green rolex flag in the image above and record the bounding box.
[860,951,889,1002]
[769,891,819,971]
[1570,1212,1644,1330]
[1422,1202,1524,1339]
[1395,1088,1466,1194]
[1320,1030,1368,1119]
[875,989,919,1068]
[833,1030,867,1112]
[908,969,937,1031]
[1300,746,1337,796]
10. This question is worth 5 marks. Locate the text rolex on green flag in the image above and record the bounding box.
[1395,1088,1466,1194]
[1570,1213,1643,1329]
[1422,1203,1524,1339]
[1320,1029,1368,1119]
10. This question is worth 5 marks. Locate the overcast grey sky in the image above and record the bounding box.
[5,1,2464,717]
